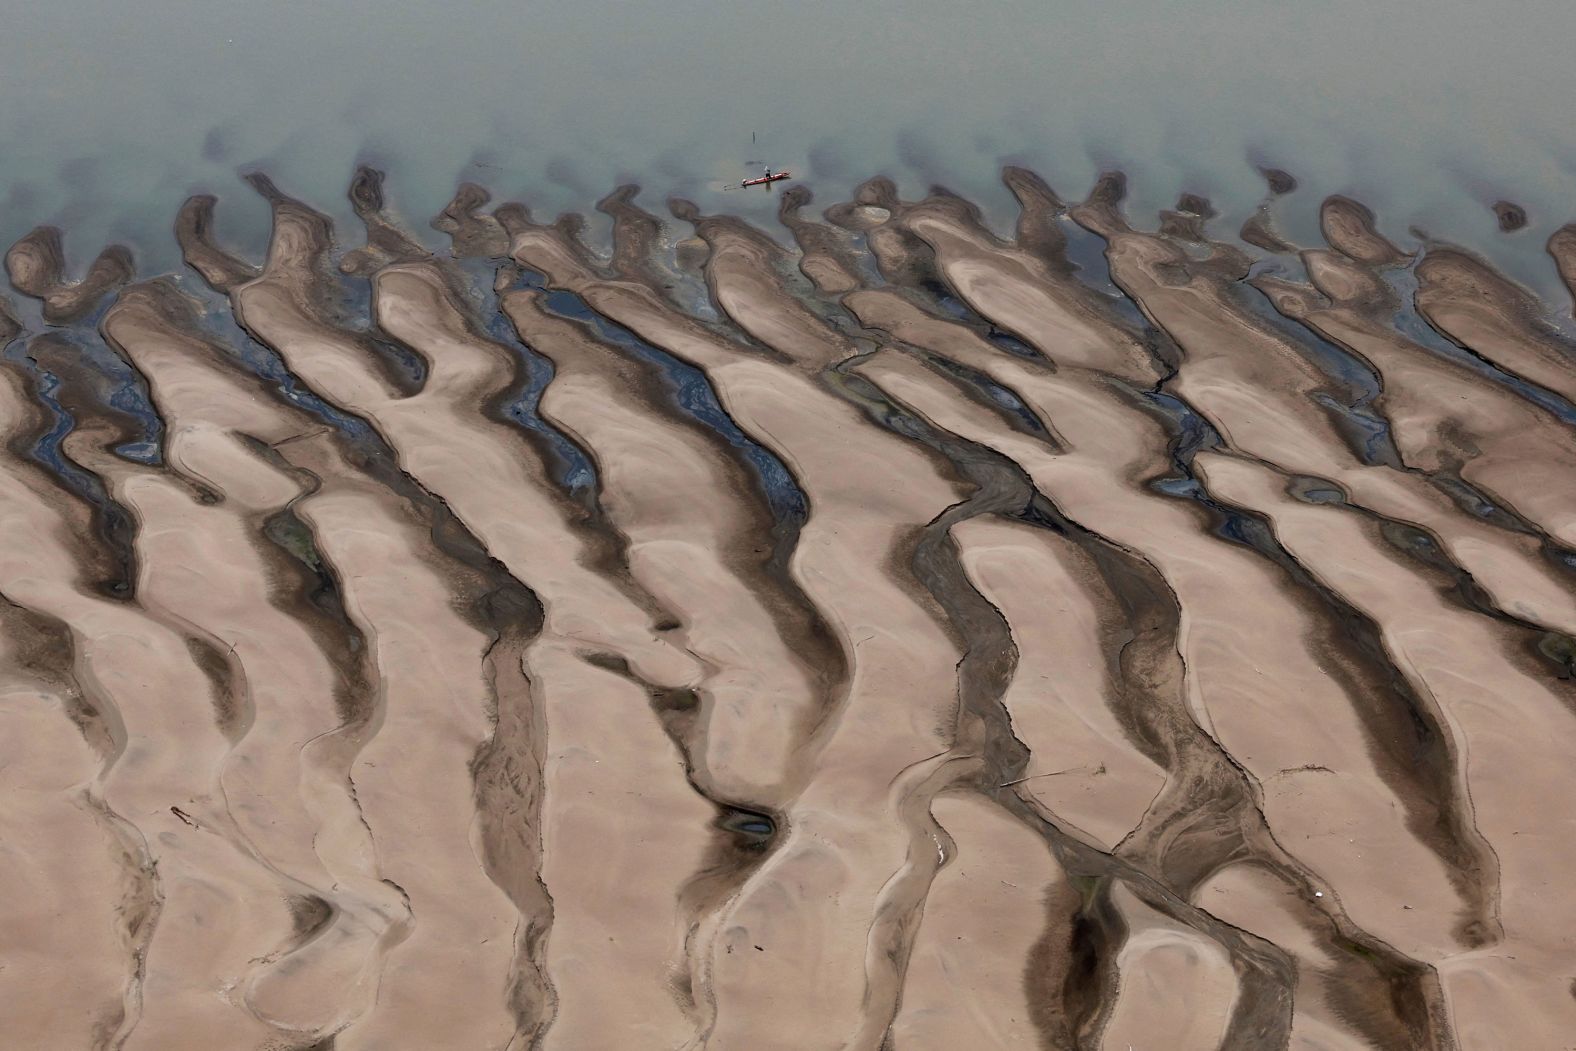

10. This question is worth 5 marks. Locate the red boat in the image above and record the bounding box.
[738,167,792,190]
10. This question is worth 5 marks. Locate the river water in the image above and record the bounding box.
[3,0,1574,296]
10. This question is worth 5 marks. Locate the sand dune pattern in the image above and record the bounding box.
[1,164,1574,1050]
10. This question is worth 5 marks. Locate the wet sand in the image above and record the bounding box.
[2,165,1573,1050]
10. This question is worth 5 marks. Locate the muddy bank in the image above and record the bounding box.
[2,167,1573,1050]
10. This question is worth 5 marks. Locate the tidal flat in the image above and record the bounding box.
[0,166,1574,1050]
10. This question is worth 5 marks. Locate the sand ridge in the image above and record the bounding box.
[2,164,1574,1049]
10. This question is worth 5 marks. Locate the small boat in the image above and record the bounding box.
[732,166,792,191]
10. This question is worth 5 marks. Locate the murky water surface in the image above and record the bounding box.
[4,1,1576,295]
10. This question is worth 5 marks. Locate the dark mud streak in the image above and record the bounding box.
[1074,265,1460,1048]
[909,346,1060,445]
[1102,239,1381,476]
[826,178,946,290]
[672,194,871,355]
[1383,266,1576,427]
[1024,502,1302,1049]
[12,168,1574,1046]
[431,182,511,260]
[445,338,685,637]
[673,206,1018,1040]
[505,292,835,717]
[900,428,1136,1048]
[467,266,601,497]
[131,248,564,1042]
[237,173,425,398]
[1240,475,1503,932]
[5,226,134,324]
[26,322,258,750]
[1255,270,1576,680]
[1000,167,1070,265]
[1072,176,1528,684]
[1099,513,1453,1050]
[108,283,376,726]
[500,205,845,691]
[495,223,859,1041]
[530,276,803,520]
[835,216,1299,1041]
[1414,245,1576,404]
[87,791,162,1051]
[901,176,1181,377]
[856,192,1457,1045]
[571,647,783,1028]
[332,451,560,1046]
[680,211,951,511]
[252,360,560,1044]
[341,165,428,274]
[1,352,140,600]
[1066,194,1465,1044]
[939,168,1506,1039]
[181,182,577,576]
[1492,201,1528,233]
[0,311,149,1049]
[101,289,395,1036]
[1321,196,1409,269]
[596,184,670,291]
[830,369,1045,1041]
[0,295,20,344]
[777,185,868,294]
[0,593,118,759]
[852,356,1297,1046]
[1194,483,1507,1027]
[1546,224,1576,316]
[19,333,145,598]
[0,359,166,1050]
[471,590,556,1047]
[1371,510,1576,707]
[174,196,260,293]
[495,201,770,361]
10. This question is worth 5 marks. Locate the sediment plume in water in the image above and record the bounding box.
[2,162,1574,1050]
